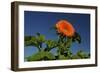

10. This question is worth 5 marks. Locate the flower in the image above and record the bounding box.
[56,20,75,37]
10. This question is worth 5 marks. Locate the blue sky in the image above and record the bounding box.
[24,11,90,58]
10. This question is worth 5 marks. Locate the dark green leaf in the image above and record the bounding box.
[36,32,41,36]
[25,36,32,42]
[72,32,81,44]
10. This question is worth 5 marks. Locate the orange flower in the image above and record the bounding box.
[56,20,75,37]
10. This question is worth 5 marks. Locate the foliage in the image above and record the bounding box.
[24,21,90,61]
[26,51,55,61]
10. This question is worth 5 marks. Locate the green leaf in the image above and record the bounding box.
[25,36,32,41]
[75,50,90,59]
[72,32,81,44]
[26,51,45,61]
[45,40,57,51]
[31,36,37,41]
[45,52,55,60]
[38,35,45,42]
[24,36,33,46]
[59,55,67,60]
[25,36,39,47]
[36,33,45,43]
[72,55,79,59]
[25,40,33,46]
[36,32,41,36]
[26,51,55,61]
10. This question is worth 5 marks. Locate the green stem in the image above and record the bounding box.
[66,38,72,48]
